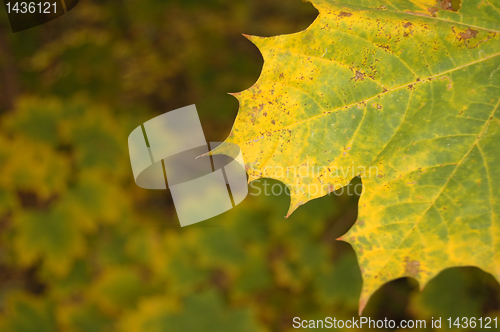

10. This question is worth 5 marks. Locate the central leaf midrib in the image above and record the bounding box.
[238,52,500,152]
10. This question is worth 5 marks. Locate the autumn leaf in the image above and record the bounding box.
[119,291,264,332]
[0,293,57,332]
[224,0,500,311]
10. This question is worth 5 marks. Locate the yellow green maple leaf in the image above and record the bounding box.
[223,0,500,311]
[13,205,87,277]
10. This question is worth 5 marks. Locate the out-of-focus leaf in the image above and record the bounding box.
[89,267,151,314]
[121,291,264,332]
[0,294,57,332]
[0,136,69,201]
[57,303,113,332]
[410,267,500,319]
[313,251,361,309]
[12,206,86,277]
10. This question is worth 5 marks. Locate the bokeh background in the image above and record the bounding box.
[0,0,499,331]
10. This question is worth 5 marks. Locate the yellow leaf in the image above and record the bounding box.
[224,0,500,311]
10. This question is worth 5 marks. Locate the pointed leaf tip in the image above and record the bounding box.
[359,298,368,316]
[228,92,240,98]
[241,33,263,45]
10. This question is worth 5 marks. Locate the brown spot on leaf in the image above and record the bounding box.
[403,22,413,28]
[339,12,352,17]
[459,28,478,40]
[377,43,392,53]
[353,70,365,81]
[404,257,420,277]
[440,0,454,11]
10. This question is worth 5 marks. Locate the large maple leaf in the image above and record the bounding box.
[222,0,500,311]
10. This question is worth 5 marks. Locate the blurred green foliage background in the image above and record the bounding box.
[0,0,499,331]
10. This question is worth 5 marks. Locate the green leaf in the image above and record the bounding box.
[0,136,69,200]
[313,251,361,309]
[13,206,86,277]
[409,267,498,319]
[58,303,113,332]
[89,267,151,314]
[120,291,264,332]
[0,294,57,332]
[224,0,500,311]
